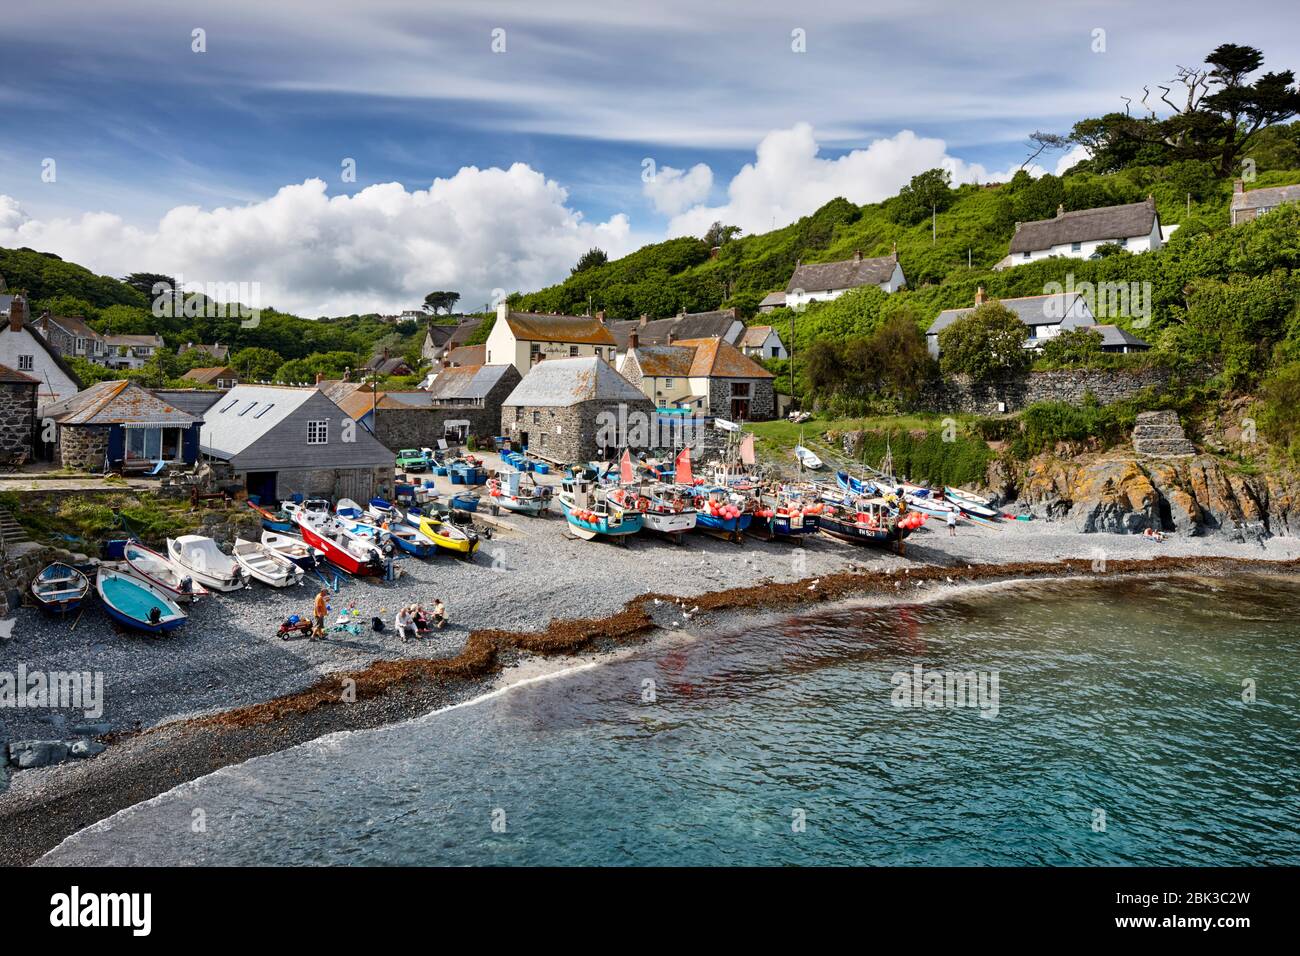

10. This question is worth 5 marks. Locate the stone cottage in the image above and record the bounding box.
[500,356,654,463]
[42,380,202,472]
[620,334,776,421]
[424,363,521,446]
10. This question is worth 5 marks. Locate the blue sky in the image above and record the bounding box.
[1,0,1296,314]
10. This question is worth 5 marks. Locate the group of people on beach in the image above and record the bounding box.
[310,589,446,641]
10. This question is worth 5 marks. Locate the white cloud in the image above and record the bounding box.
[642,163,713,216]
[0,166,639,316]
[665,124,1035,238]
[1054,144,1092,176]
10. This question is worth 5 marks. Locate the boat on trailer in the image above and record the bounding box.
[166,535,248,591]
[30,562,91,615]
[232,538,305,587]
[122,540,209,604]
[97,566,186,634]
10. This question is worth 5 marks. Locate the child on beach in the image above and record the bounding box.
[431,599,447,630]
[312,589,329,639]
[947,510,958,536]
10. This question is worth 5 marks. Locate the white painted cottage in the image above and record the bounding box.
[0,296,82,408]
[783,248,906,309]
[996,197,1163,269]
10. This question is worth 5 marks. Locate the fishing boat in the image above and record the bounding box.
[901,491,963,520]
[637,485,698,544]
[944,486,1001,519]
[96,566,186,634]
[819,498,924,549]
[408,509,480,557]
[295,513,387,575]
[691,486,753,542]
[247,499,296,533]
[260,530,322,570]
[383,521,439,558]
[794,444,824,470]
[486,470,553,517]
[122,540,209,604]
[749,491,822,541]
[232,538,305,588]
[30,562,90,615]
[166,535,248,591]
[557,475,643,542]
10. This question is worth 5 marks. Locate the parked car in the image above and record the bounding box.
[395,448,429,472]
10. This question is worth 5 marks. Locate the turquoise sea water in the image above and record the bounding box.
[42,574,1300,866]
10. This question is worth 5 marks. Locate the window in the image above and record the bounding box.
[1070,242,1081,252]
[731,381,751,397]
[220,398,239,413]
[253,403,275,418]
[1117,237,1128,247]
[569,345,578,357]
[532,411,540,424]
[18,355,33,371]
[1022,251,1031,259]
[126,427,184,462]
[770,346,779,358]
[307,420,328,444]
[238,402,259,416]
[76,337,87,351]
[664,377,674,387]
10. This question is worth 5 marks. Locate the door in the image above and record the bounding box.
[519,431,530,450]
[246,472,278,506]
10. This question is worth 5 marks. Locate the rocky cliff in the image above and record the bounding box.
[1009,453,1299,538]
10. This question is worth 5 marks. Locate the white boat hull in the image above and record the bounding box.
[233,539,305,588]
[642,509,698,536]
[166,537,247,591]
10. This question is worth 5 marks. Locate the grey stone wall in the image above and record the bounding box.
[245,465,394,504]
[57,425,109,471]
[0,382,36,456]
[705,377,775,421]
[502,397,655,463]
[372,408,439,452]
[916,366,1178,415]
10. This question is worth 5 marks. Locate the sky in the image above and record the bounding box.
[0,0,1296,316]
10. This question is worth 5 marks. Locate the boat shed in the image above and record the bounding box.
[199,384,394,505]
[41,380,202,472]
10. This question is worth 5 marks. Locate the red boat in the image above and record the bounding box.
[295,514,385,576]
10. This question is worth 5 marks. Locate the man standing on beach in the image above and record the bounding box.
[947,510,958,537]
[313,589,329,639]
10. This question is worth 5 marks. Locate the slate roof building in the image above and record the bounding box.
[485,303,618,375]
[607,308,744,365]
[757,291,787,313]
[996,198,1163,269]
[1094,324,1151,353]
[926,287,1098,358]
[783,248,906,309]
[422,363,521,445]
[620,334,776,421]
[105,333,166,370]
[42,380,201,472]
[200,384,394,505]
[182,342,230,363]
[32,312,108,364]
[737,324,787,360]
[1230,178,1300,225]
[500,356,653,463]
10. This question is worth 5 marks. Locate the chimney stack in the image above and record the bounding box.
[974,286,987,306]
[596,310,606,324]
[1056,203,1065,218]
[315,371,324,385]
[1233,178,1245,194]
[8,295,25,332]
[639,313,648,327]
[629,329,639,350]
[853,249,862,262]
[497,300,509,322]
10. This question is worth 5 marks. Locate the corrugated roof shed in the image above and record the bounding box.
[44,381,198,426]
[503,356,645,407]
[1009,199,1157,253]
[426,364,516,402]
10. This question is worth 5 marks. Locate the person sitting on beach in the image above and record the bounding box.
[395,605,418,642]
[1142,527,1165,542]
[430,599,447,630]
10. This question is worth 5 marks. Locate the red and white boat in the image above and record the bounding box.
[295,512,386,576]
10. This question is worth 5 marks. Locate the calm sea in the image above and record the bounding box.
[40,574,1300,866]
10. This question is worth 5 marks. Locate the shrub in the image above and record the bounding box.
[938,302,1033,380]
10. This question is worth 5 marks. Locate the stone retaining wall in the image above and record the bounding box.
[916,365,1178,415]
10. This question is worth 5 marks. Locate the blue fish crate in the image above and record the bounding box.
[534,463,550,475]
[435,466,449,476]
[450,471,464,485]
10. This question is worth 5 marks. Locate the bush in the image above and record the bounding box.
[938,302,1034,380]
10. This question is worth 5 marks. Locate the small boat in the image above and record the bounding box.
[410,510,480,557]
[260,530,322,570]
[486,470,553,517]
[944,486,1000,519]
[122,541,209,604]
[557,476,643,542]
[384,522,439,558]
[166,535,248,591]
[690,486,753,542]
[794,444,824,470]
[366,497,401,523]
[637,485,697,544]
[335,498,367,520]
[30,562,90,615]
[97,566,186,634]
[902,492,963,520]
[247,499,295,533]
[232,538,305,588]
[296,513,387,576]
[819,499,923,549]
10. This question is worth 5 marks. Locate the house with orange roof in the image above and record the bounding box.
[619,331,775,421]
[484,302,618,375]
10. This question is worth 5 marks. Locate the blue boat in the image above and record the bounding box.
[690,486,753,541]
[248,499,296,533]
[835,470,875,496]
[385,523,439,558]
[30,562,90,615]
[557,477,643,541]
[96,566,187,634]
